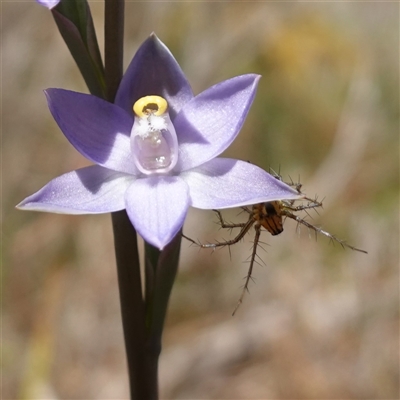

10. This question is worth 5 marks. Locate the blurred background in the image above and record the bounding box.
[3,1,399,399]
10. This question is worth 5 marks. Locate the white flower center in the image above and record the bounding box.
[131,96,178,175]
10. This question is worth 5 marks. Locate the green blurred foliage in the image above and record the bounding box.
[3,2,398,399]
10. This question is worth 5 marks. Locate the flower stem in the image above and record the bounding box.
[112,211,158,400]
[104,1,158,399]
[104,0,124,101]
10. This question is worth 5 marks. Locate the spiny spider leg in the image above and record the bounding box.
[282,199,323,213]
[281,210,368,254]
[181,233,198,246]
[213,210,248,229]
[232,224,262,316]
[269,167,303,193]
[181,209,253,248]
[200,216,255,249]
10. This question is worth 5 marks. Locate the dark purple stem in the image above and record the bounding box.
[112,211,158,400]
[104,1,158,398]
[104,0,124,101]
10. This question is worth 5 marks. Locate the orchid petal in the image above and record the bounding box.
[181,158,301,209]
[46,89,138,175]
[36,0,60,9]
[174,74,260,171]
[125,176,190,249]
[17,166,133,214]
[115,34,194,120]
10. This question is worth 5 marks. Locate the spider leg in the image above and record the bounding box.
[182,210,253,248]
[181,233,198,245]
[282,197,323,213]
[232,223,262,315]
[201,217,255,249]
[213,209,249,229]
[282,211,367,254]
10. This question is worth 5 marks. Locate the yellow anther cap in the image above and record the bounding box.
[133,95,168,117]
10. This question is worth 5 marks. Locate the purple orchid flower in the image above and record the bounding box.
[17,35,300,249]
[36,0,60,9]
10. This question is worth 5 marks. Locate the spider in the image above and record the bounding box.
[183,174,367,315]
